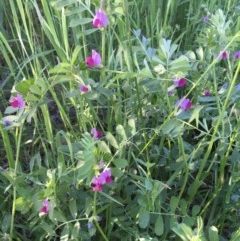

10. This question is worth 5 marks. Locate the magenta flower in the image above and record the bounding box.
[233,51,240,59]
[80,85,90,93]
[203,89,211,96]
[219,50,228,60]
[91,128,103,140]
[86,50,102,68]
[40,200,51,215]
[92,177,103,192]
[174,77,186,87]
[91,168,112,192]
[93,10,108,28]
[99,168,112,184]
[176,97,192,110]
[10,94,25,109]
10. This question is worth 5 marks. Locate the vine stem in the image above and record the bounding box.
[10,122,24,240]
[93,192,109,241]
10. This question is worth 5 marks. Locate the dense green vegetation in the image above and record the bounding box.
[0,0,240,240]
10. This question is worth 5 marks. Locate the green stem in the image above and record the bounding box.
[10,122,24,240]
[101,28,106,74]
[93,192,109,241]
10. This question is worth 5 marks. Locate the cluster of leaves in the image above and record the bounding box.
[0,0,240,240]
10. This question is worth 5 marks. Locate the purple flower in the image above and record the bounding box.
[92,177,103,192]
[93,10,108,28]
[174,77,186,87]
[80,85,90,93]
[203,15,208,22]
[10,94,25,109]
[40,199,51,215]
[91,128,103,140]
[87,222,93,230]
[86,50,102,68]
[176,97,192,110]
[233,51,240,59]
[99,168,112,184]
[3,119,11,127]
[203,89,211,96]
[219,50,228,60]
[91,168,112,192]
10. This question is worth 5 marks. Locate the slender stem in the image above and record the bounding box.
[93,192,109,241]
[100,29,107,81]
[10,122,24,240]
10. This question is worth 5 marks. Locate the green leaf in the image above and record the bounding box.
[116,125,127,141]
[15,78,34,96]
[69,18,92,27]
[192,205,201,217]
[138,207,150,229]
[69,199,77,219]
[172,222,193,240]
[161,118,184,137]
[170,196,179,213]
[208,226,219,241]
[71,45,83,65]
[76,28,98,37]
[106,132,119,149]
[71,222,80,239]
[169,55,190,74]
[2,213,11,233]
[113,158,128,168]
[144,179,153,191]
[154,215,164,236]
[26,93,40,102]
[98,141,111,154]
[60,224,70,241]
[15,196,31,214]
[128,118,136,135]
[29,84,42,96]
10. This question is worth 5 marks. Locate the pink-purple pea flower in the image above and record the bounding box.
[233,51,240,59]
[10,94,25,109]
[91,128,103,140]
[93,10,108,28]
[86,50,102,68]
[219,50,228,60]
[40,199,51,215]
[80,85,90,93]
[174,77,186,87]
[91,168,113,192]
[176,97,192,110]
[203,89,211,96]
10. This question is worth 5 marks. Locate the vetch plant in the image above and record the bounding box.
[91,168,112,192]
[176,97,192,110]
[233,51,240,59]
[86,50,102,68]
[91,128,103,140]
[10,94,25,109]
[93,10,108,28]
[174,77,187,87]
[39,199,52,215]
[80,84,90,93]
